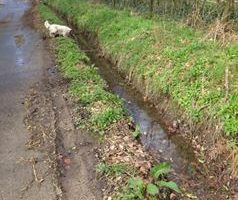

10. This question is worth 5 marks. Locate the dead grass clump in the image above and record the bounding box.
[185,9,204,27]
[204,20,238,45]
[208,139,228,161]
[90,101,108,115]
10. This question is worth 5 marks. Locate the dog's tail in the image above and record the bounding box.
[44,20,50,29]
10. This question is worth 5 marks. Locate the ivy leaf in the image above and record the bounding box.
[146,183,159,196]
[158,181,181,193]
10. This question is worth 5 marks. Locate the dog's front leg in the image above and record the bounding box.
[49,32,55,37]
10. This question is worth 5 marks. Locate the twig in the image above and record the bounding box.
[31,158,44,183]
[198,104,209,112]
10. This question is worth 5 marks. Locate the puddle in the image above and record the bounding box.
[0,0,43,81]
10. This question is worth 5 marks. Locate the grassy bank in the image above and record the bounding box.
[38,4,126,134]
[43,0,238,139]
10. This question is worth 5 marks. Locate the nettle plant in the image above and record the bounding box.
[119,162,181,200]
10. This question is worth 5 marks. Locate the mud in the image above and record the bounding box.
[25,62,104,200]
[48,65,104,200]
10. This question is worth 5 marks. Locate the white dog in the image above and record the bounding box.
[44,20,72,37]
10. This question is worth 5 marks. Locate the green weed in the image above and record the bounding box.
[132,125,141,139]
[90,106,124,131]
[58,37,126,133]
[38,3,62,24]
[117,162,181,200]
[96,162,135,176]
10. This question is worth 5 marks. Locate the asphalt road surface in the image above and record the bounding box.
[0,0,56,199]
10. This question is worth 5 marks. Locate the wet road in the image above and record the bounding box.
[0,0,55,199]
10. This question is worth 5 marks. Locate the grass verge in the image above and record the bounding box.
[39,4,126,135]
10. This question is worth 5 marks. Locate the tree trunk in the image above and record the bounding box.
[150,0,154,17]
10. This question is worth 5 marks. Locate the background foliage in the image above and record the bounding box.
[99,0,238,24]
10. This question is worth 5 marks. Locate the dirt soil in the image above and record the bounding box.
[0,0,103,199]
